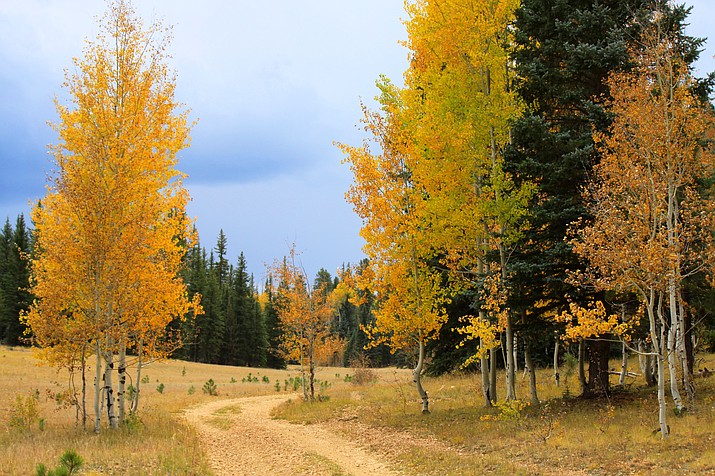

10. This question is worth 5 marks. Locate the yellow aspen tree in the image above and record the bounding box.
[401,0,532,403]
[338,78,448,414]
[268,247,341,402]
[573,16,715,438]
[23,0,199,433]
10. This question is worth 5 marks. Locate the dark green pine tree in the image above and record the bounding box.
[0,218,14,344]
[263,275,286,369]
[0,215,32,345]
[196,250,225,364]
[505,0,648,397]
[222,253,268,367]
[174,238,207,361]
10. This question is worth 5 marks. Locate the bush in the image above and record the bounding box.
[350,356,377,386]
[202,379,218,396]
[9,390,43,432]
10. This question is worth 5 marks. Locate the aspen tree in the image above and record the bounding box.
[573,10,715,437]
[23,0,199,432]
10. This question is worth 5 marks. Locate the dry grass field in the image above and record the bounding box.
[275,354,715,476]
[0,345,372,475]
[2,344,714,475]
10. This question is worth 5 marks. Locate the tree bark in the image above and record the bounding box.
[103,348,117,429]
[619,341,628,386]
[524,340,539,405]
[553,338,560,387]
[414,339,429,413]
[489,346,498,403]
[578,338,586,395]
[117,340,126,424]
[94,340,102,433]
[131,340,142,414]
[480,333,491,407]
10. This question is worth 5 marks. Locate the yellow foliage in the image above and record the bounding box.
[23,0,200,369]
[555,301,630,342]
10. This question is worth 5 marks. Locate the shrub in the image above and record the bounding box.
[9,390,43,432]
[202,379,218,396]
[156,383,165,394]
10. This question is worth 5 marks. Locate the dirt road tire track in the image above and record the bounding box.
[183,394,400,476]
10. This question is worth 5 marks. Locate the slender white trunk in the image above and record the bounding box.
[647,291,669,438]
[553,338,560,387]
[619,341,628,386]
[578,338,586,395]
[117,340,126,424]
[667,321,684,413]
[103,348,117,429]
[414,340,429,413]
[131,340,142,414]
[94,340,102,433]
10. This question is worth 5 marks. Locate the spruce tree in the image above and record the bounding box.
[263,276,286,369]
[0,215,32,345]
[0,218,14,343]
[506,0,647,396]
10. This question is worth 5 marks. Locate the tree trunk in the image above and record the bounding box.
[505,316,516,400]
[619,341,628,386]
[117,340,126,424]
[94,340,102,433]
[524,340,539,405]
[553,337,560,387]
[414,339,429,413]
[103,349,117,429]
[81,344,87,432]
[667,321,685,414]
[489,346,498,403]
[678,294,694,403]
[578,338,586,395]
[131,340,142,414]
[585,338,610,397]
[309,340,316,401]
[480,334,491,407]
[648,291,669,438]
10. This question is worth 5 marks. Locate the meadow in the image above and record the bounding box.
[1,345,714,475]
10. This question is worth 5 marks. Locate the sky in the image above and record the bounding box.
[0,1,713,283]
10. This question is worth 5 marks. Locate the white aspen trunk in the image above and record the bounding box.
[677,294,694,402]
[505,320,516,400]
[513,333,519,375]
[578,338,587,395]
[414,339,430,413]
[524,341,539,405]
[309,339,316,401]
[81,344,87,432]
[553,338,560,387]
[103,348,117,429]
[94,340,102,433]
[131,340,142,414]
[648,291,669,438]
[667,321,684,414]
[619,341,628,386]
[117,340,126,424]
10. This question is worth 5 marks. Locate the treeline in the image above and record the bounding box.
[170,230,394,369]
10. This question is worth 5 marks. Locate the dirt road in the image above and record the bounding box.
[183,394,400,476]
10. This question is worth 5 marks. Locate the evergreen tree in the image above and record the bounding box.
[505,0,647,397]
[263,275,286,369]
[195,250,225,364]
[0,218,14,343]
[0,215,32,345]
